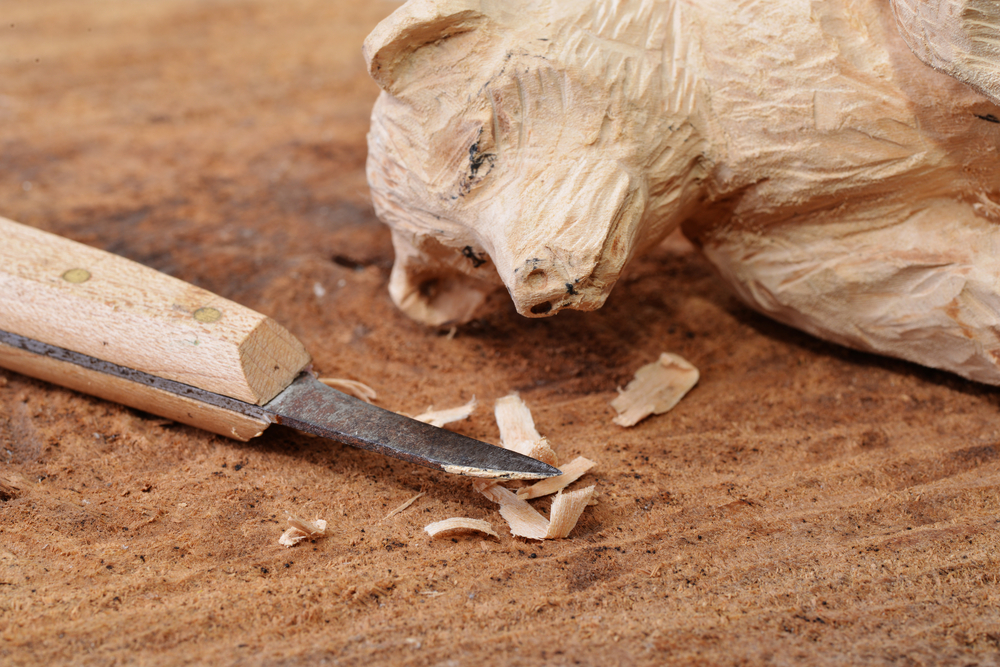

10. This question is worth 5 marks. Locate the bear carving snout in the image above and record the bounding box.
[481,164,647,318]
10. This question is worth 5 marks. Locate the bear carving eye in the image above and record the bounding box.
[458,127,496,196]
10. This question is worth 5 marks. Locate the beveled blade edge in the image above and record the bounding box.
[264,373,561,480]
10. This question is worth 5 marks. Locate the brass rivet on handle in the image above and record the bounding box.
[193,307,222,323]
[61,268,91,284]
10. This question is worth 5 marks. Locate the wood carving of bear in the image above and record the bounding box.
[364,0,1000,384]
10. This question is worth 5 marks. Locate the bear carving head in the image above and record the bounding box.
[364,0,708,325]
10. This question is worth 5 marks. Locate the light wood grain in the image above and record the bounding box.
[0,216,311,404]
[892,0,1000,104]
[364,0,1000,384]
[0,341,270,441]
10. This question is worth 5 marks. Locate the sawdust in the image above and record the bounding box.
[0,474,25,502]
[2,1,1000,665]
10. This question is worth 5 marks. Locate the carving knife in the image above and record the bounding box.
[0,216,559,480]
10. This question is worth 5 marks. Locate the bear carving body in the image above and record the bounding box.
[364,0,1000,384]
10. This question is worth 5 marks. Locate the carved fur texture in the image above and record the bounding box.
[365,0,1000,384]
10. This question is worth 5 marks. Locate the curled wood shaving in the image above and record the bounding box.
[476,482,595,541]
[279,517,327,547]
[420,392,597,542]
[318,378,378,403]
[517,456,595,500]
[424,517,499,539]
[494,394,558,466]
[471,398,597,539]
[478,484,549,540]
[611,353,699,427]
[383,491,425,521]
[545,486,596,539]
[414,397,477,428]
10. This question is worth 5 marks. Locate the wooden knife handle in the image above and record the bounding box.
[0,339,273,441]
[0,216,311,405]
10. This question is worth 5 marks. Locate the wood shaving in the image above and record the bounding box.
[424,517,499,539]
[383,491,425,521]
[318,378,377,403]
[471,478,499,495]
[611,353,699,427]
[494,394,558,466]
[476,482,596,540]
[516,456,595,500]
[545,486,596,539]
[494,393,539,444]
[477,484,549,540]
[278,516,327,547]
[423,394,596,541]
[413,397,477,428]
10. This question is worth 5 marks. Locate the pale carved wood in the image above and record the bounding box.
[364,0,1000,384]
[892,0,1000,104]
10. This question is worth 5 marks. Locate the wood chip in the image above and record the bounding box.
[517,456,595,500]
[413,397,477,428]
[494,393,539,443]
[545,485,596,539]
[478,484,549,540]
[318,378,377,403]
[278,516,327,547]
[424,517,499,539]
[471,478,499,495]
[494,394,558,466]
[611,353,699,427]
[383,491,425,521]
[422,392,596,543]
[477,481,594,541]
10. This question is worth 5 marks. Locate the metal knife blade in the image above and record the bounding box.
[0,329,560,480]
[267,373,558,479]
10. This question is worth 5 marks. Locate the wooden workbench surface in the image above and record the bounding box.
[1,2,998,664]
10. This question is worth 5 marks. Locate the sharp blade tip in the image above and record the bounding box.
[442,460,562,480]
[531,461,563,478]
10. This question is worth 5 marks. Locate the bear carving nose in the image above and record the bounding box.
[510,255,605,318]
[474,160,645,319]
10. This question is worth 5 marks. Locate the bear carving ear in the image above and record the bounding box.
[364,0,493,95]
[891,0,1000,104]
